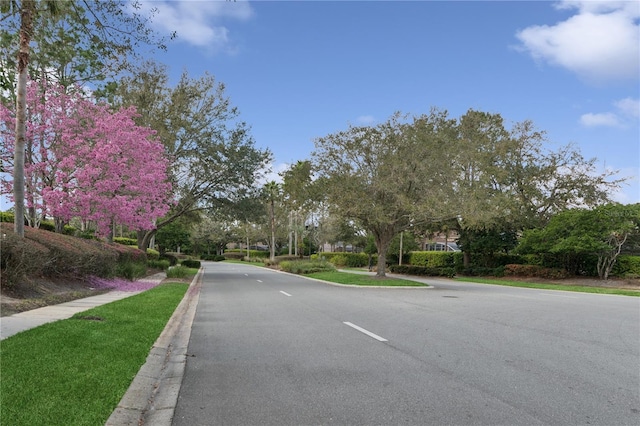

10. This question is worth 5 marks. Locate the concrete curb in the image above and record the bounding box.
[106,269,203,426]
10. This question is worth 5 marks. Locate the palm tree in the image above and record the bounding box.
[263,181,281,261]
[3,0,59,236]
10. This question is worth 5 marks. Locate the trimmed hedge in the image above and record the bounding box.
[389,264,456,278]
[114,237,138,246]
[146,248,160,261]
[0,223,147,287]
[222,251,245,260]
[200,254,226,261]
[408,251,460,268]
[311,252,376,268]
[181,259,201,268]
[226,249,269,259]
[279,259,336,274]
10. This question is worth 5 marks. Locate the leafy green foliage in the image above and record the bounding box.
[148,259,170,270]
[408,251,459,268]
[612,255,640,278]
[114,237,138,246]
[181,259,201,269]
[279,259,336,274]
[517,204,640,279]
[311,252,375,268]
[389,264,456,278]
[165,265,197,279]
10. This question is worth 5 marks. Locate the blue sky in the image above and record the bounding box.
[140,0,639,204]
[2,0,638,212]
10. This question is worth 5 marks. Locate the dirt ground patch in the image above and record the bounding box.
[0,277,110,317]
[0,269,171,316]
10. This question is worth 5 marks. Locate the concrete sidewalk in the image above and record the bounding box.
[0,272,166,340]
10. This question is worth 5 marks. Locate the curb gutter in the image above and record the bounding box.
[106,269,203,426]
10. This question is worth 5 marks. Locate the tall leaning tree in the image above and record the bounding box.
[312,111,457,277]
[1,0,168,236]
[109,63,273,250]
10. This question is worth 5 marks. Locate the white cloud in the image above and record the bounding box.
[140,0,254,49]
[579,112,620,127]
[614,97,640,119]
[580,97,640,127]
[516,1,639,84]
[356,115,376,125]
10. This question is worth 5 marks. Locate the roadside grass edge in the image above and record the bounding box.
[0,282,189,426]
[454,277,640,297]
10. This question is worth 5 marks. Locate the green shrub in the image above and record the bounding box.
[146,248,160,261]
[160,253,178,266]
[200,254,226,261]
[279,260,336,274]
[1,230,50,287]
[311,252,373,268]
[0,211,14,223]
[38,221,56,232]
[408,251,457,268]
[223,251,245,260]
[166,265,190,279]
[114,237,138,246]
[503,264,570,279]
[114,261,148,280]
[612,255,640,277]
[2,223,118,279]
[225,249,269,258]
[330,254,348,266]
[389,264,456,278]
[148,259,170,270]
[62,225,76,235]
[181,259,201,268]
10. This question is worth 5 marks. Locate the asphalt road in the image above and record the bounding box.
[173,262,640,426]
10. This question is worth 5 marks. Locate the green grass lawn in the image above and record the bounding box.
[306,271,427,287]
[455,277,640,297]
[223,259,265,266]
[0,283,189,426]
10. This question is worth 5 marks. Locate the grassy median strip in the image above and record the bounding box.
[455,277,640,296]
[306,271,427,287]
[0,283,189,426]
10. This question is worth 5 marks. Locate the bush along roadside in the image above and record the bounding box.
[389,264,456,278]
[1,223,147,288]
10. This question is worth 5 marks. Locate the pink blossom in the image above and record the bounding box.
[0,80,173,235]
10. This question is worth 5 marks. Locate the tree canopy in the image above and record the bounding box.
[312,109,624,276]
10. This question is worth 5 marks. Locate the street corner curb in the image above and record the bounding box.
[106,267,204,426]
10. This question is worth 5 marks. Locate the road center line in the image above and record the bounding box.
[280,291,292,297]
[257,280,263,283]
[343,322,388,342]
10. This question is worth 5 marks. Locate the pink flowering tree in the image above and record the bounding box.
[1,80,172,238]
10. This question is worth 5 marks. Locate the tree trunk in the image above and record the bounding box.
[137,228,157,251]
[13,0,35,237]
[463,251,471,268]
[269,199,276,261]
[374,230,394,278]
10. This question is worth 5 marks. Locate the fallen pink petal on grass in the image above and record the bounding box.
[86,276,162,292]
